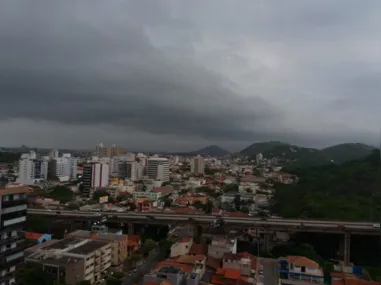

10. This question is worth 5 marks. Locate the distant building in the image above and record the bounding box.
[256,153,263,164]
[119,161,143,181]
[82,162,110,197]
[147,157,169,181]
[208,236,237,259]
[95,143,125,158]
[190,156,205,175]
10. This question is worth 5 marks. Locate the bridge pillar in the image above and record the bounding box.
[263,234,270,253]
[343,232,351,266]
[128,223,134,235]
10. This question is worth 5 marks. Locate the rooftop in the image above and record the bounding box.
[285,256,319,269]
[0,186,32,195]
[67,230,127,241]
[68,240,109,255]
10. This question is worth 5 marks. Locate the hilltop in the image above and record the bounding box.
[239,141,376,168]
[191,145,230,157]
[239,141,289,156]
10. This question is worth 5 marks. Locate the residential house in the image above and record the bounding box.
[223,252,256,277]
[208,236,237,259]
[143,255,206,285]
[279,256,324,283]
[170,238,193,257]
[211,268,253,285]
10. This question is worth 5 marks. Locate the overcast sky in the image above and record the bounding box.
[0,0,380,151]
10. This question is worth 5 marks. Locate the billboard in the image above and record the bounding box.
[99,196,108,204]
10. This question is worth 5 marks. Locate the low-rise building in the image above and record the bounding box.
[127,235,141,255]
[222,252,256,277]
[208,236,237,259]
[25,237,112,285]
[279,256,324,283]
[66,230,128,266]
[170,238,193,257]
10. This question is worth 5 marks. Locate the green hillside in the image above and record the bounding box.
[272,150,381,221]
[240,141,289,156]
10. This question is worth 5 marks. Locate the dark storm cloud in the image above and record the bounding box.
[0,0,379,149]
[0,0,285,143]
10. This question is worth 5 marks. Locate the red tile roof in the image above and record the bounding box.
[206,256,221,270]
[25,232,44,240]
[180,237,192,243]
[189,244,208,255]
[151,186,174,194]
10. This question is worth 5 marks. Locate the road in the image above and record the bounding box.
[27,209,380,234]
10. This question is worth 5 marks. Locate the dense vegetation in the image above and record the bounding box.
[273,150,380,221]
[0,152,20,163]
[240,141,288,156]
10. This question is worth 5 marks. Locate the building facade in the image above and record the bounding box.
[147,158,169,181]
[25,237,112,285]
[190,156,205,175]
[82,163,110,197]
[0,187,29,285]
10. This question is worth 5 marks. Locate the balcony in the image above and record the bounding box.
[2,198,27,208]
[2,216,27,228]
[0,234,24,246]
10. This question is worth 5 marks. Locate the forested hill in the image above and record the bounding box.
[272,150,380,221]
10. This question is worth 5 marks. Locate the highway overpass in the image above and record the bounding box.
[27,209,381,236]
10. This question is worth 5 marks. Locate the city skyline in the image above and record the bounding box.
[0,0,380,151]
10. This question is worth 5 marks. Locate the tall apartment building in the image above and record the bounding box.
[82,163,109,198]
[190,156,205,175]
[147,157,169,182]
[66,230,128,266]
[95,143,125,158]
[0,186,29,285]
[24,236,112,285]
[48,154,77,180]
[110,154,135,176]
[17,152,49,184]
[119,161,143,181]
[48,149,59,159]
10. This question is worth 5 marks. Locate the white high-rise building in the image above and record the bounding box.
[147,157,169,181]
[50,154,78,180]
[191,155,205,175]
[256,153,263,164]
[48,149,59,159]
[18,157,35,182]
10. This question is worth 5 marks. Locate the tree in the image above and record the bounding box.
[48,186,73,203]
[192,201,204,210]
[223,183,239,193]
[241,206,249,213]
[127,202,137,211]
[204,200,213,214]
[92,190,110,202]
[141,239,157,256]
[67,203,80,210]
[112,272,124,279]
[106,276,122,285]
[116,195,128,202]
[18,266,53,285]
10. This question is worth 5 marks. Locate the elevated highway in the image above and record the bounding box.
[27,209,380,236]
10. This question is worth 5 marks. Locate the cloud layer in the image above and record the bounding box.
[0,0,380,151]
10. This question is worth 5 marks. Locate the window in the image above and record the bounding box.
[301,266,306,273]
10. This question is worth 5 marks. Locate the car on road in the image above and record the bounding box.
[373,223,380,228]
[56,211,61,214]
[337,224,346,229]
